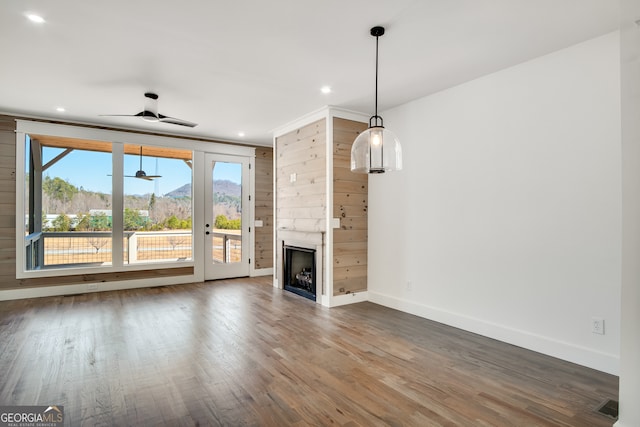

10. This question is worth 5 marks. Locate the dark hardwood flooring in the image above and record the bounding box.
[0,277,618,426]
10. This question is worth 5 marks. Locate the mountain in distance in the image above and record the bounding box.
[164,180,241,198]
[164,184,191,198]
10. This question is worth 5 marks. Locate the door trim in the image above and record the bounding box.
[203,153,253,280]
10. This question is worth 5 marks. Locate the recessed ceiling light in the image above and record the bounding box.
[321,86,332,94]
[26,13,45,23]
[238,132,245,137]
[55,107,65,112]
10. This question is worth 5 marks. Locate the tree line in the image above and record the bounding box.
[41,176,240,232]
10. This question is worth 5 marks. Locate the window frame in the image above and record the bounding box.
[15,121,201,278]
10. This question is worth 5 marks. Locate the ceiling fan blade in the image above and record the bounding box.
[113,174,159,181]
[99,112,144,118]
[158,114,198,128]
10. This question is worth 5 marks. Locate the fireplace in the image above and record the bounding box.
[283,245,316,301]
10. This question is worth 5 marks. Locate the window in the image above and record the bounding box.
[18,126,193,277]
[122,144,193,264]
[24,136,114,270]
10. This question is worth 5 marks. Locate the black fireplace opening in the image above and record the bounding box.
[283,245,316,301]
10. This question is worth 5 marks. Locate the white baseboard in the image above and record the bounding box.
[368,290,619,375]
[0,275,198,301]
[328,291,368,307]
[251,267,273,277]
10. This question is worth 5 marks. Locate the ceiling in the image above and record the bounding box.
[0,1,619,146]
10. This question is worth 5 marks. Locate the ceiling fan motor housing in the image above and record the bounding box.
[142,93,160,121]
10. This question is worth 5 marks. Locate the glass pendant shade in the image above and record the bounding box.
[350,26,402,174]
[351,125,402,173]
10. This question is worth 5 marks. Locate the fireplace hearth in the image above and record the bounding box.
[283,245,316,301]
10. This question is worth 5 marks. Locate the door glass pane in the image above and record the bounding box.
[123,144,193,264]
[212,161,242,264]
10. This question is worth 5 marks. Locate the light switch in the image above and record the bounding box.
[290,173,297,183]
[254,220,264,227]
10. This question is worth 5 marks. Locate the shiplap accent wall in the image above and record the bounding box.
[254,147,273,269]
[332,118,367,295]
[275,119,327,232]
[274,111,369,305]
[0,116,18,289]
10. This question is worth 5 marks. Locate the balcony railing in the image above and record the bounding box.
[24,230,241,269]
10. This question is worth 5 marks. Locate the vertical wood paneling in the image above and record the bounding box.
[332,118,368,296]
[0,116,17,288]
[254,147,273,269]
[275,119,326,232]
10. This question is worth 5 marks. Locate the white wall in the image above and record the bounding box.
[616,0,640,425]
[368,32,621,374]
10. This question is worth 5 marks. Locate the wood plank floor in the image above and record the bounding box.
[0,277,618,426]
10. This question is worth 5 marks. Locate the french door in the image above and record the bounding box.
[203,153,250,280]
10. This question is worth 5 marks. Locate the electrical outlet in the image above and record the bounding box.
[87,283,98,291]
[592,317,605,335]
[406,281,413,291]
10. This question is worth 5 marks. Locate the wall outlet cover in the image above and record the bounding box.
[592,317,605,335]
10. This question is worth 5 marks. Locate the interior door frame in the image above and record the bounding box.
[203,152,253,280]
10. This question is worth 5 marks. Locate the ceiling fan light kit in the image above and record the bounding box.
[351,26,402,174]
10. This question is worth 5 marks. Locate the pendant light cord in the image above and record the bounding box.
[374,33,379,119]
[369,26,385,128]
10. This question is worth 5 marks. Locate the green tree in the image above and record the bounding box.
[41,212,49,231]
[215,214,228,229]
[52,213,71,231]
[43,176,78,202]
[91,213,111,231]
[75,214,91,231]
[214,215,240,230]
[148,193,156,211]
[166,215,180,230]
[124,208,142,231]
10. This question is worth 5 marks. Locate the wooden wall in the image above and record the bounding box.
[254,147,273,269]
[275,119,327,232]
[274,115,369,300]
[332,118,368,295]
[0,116,18,290]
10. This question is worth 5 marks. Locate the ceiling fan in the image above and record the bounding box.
[127,146,161,181]
[101,92,197,128]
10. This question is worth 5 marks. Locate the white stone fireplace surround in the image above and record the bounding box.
[276,229,324,303]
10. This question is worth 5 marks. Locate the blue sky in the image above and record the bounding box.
[41,148,240,196]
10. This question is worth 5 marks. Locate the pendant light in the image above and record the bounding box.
[351,26,402,174]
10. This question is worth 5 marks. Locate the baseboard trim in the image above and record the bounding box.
[368,290,619,375]
[328,291,368,307]
[251,267,273,277]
